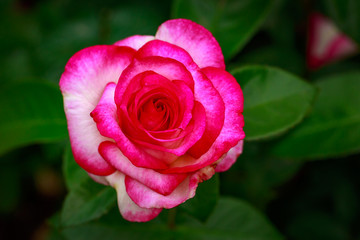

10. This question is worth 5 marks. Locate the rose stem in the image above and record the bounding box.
[167,208,177,230]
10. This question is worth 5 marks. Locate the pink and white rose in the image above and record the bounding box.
[307,12,358,69]
[60,19,245,222]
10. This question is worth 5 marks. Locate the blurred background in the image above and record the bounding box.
[1,0,360,239]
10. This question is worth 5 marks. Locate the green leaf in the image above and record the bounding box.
[0,81,67,156]
[62,222,171,240]
[63,142,90,191]
[172,0,274,60]
[177,197,284,240]
[61,179,116,227]
[179,174,219,222]
[232,66,316,140]
[60,197,282,240]
[61,207,172,240]
[221,142,302,209]
[321,0,360,44]
[48,212,67,240]
[271,71,360,159]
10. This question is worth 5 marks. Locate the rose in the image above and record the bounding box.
[307,12,358,69]
[60,19,245,222]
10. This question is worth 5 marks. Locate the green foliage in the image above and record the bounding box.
[63,143,89,191]
[320,0,360,44]
[230,46,305,75]
[108,1,171,43]
[233,66,316,140]
[61,145,116,226]
[273,158,360,240]
[0,82,67,156]
[0,164,21,213]
[61,220,171,240]
[1,0,360,239]
[172,0,274,59]
[60,179,117,227]
[272,72,360,159]
[221,142,302,208]
[186,197,283,240]
[57,197,282,240]
[179,174,219,222]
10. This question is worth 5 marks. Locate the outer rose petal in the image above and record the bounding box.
[162,67,245,173]
[99,141,187,195]
[114,35,155,50]
[155,19,225,69]
[125,165,215,209]
[106,172,162,222]
[90,82,119,138]
[136,40,198,71]
[307,13,358,69]
[187,70,225,158]
[215,140,244,172]
[88,173,109,185]
[60,45,135,175]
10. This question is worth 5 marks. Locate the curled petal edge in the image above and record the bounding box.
[106,172,162,222]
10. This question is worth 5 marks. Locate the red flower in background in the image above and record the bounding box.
[307,12,358,69]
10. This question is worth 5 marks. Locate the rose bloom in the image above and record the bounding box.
[307,12,358,69]
[60,19,245,222]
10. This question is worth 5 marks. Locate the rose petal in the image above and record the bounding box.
[155,19,225,69]
[162,67,245,173]
[60,45,135,175]
[187,70,225,158]
[136,39,198,71]
[215,140,244,172]
[90,82,119,139]
[307,13,358,69]
[88,173,109,185]
[90,82,170,169]
[125,165,215,209]
[114,35,155,50]
[106,172,162,222]
[99,141,187,195]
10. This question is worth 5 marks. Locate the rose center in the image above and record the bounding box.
[154,99,164,111]
[138,97,170,131]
